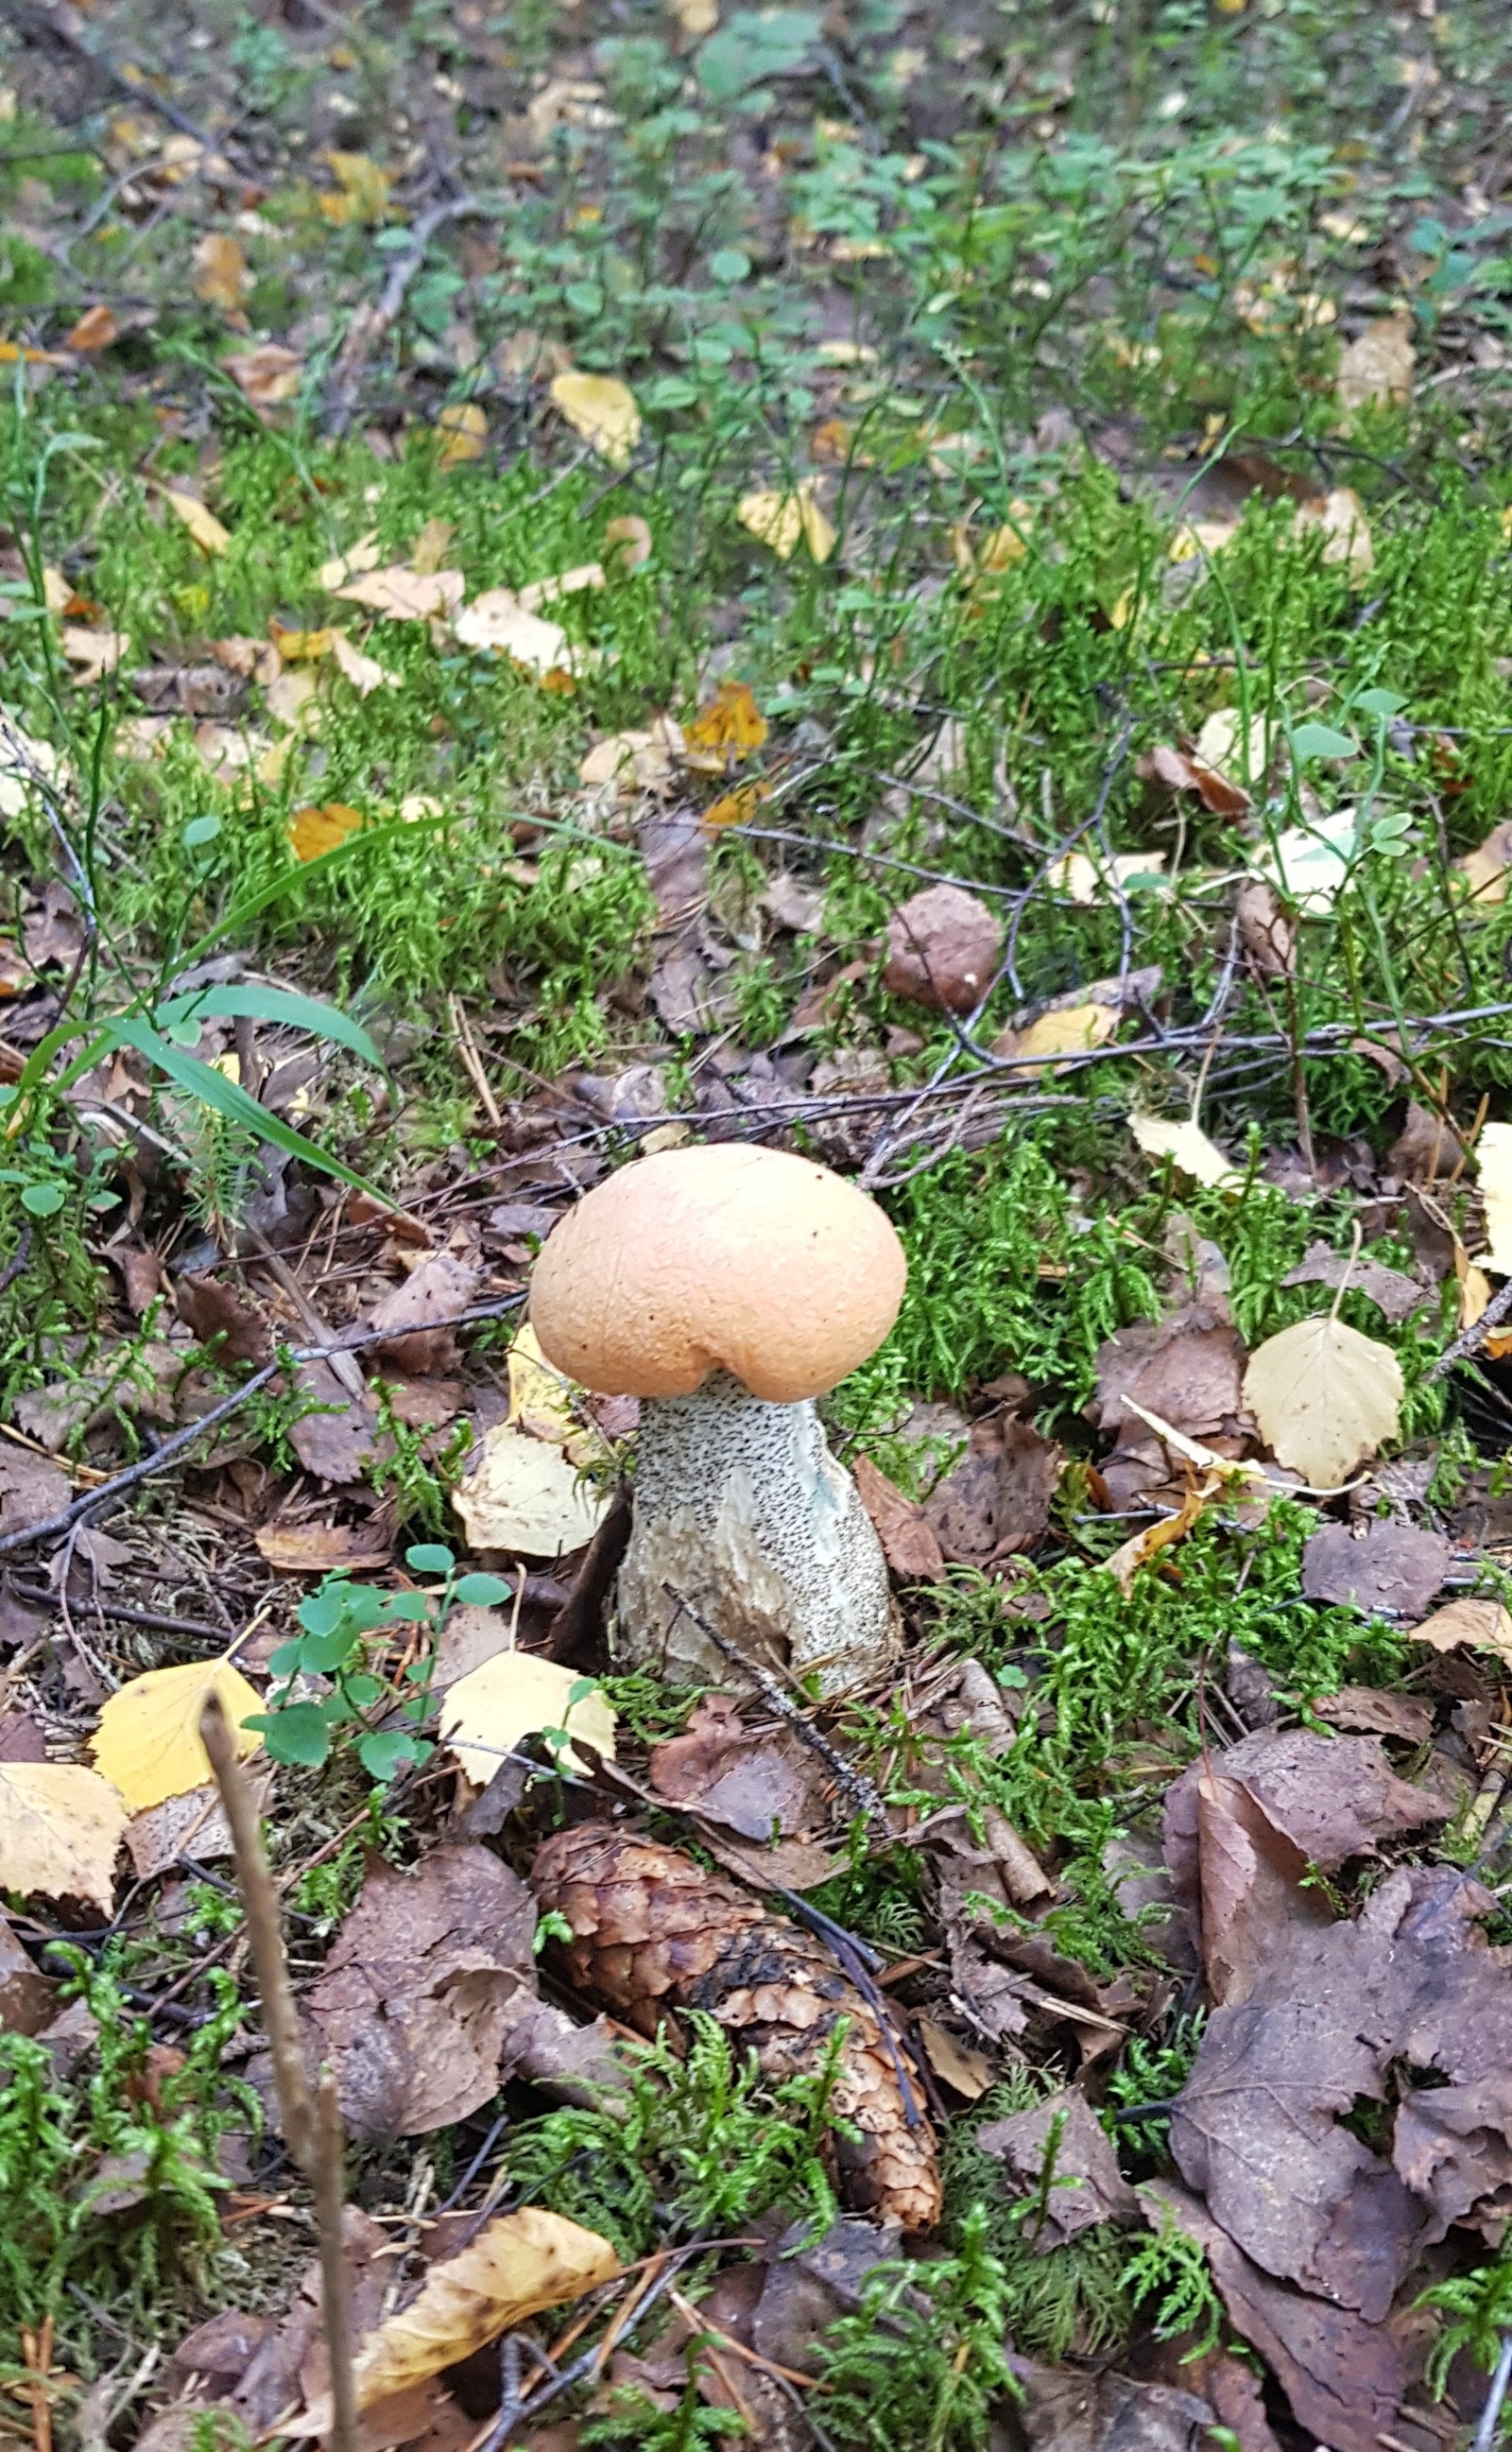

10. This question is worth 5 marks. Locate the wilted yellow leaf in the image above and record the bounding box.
[193,233,251,312]
[437,402,489,469]
[65,303,119,354]
[737,478,834,562]
[1129,1114,1242,1189]
[319,149,392,225]
[549,370,642,466]
[1102,1478,1216,1597]
[0,1762,126,1913]
[604,513,653,569]
[682,679,767,768]
[504,1320,594,1449]
[453,1422,608,1557]
[1475,1119,1512,1272]
[92,1655,263,1813]
[1409,1597,1512,1664]
[301,2210,619,2427]
[666,0,718,30]
[441,1650,616,1783]
[701,779,770,829]
[408,517,456,576]
[1337,310,1414,416]
[454,589,596,679]
[1243,1313,1402,1490]
[224,340,303,408]
[268,622,336,662]
[994,1001,1119,1073]
[330,631,400,695]
[164,490,232,557]
[317,532,383,591]
[336,566,465,622]
[289,802,365,860]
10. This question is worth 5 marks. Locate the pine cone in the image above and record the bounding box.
[531,1822,942,2233]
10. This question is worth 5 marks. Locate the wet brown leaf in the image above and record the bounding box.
[1316,1685,1434,1744]
[851,1454,946,1580]
[0,1906,55,2033]
[1300,1519,1449,1616]
[1233,876,1295,976]
[1137,740,1250,817]
[286,1357,387,1486]
[174,1271,272,1365]
[647,1694,832,1839]
[367,1251,482,1376]
[921,1414,1062,1565]
[1281,1237,1425,1323]
[1018,2362,1215,2452]
[882,884,1004,1014]
[1093,1304,1246,1443]
[975,2088,1141,2248]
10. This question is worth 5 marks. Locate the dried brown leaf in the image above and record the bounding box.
[1300,1519,1449,1616]
[851,1454,946,1580]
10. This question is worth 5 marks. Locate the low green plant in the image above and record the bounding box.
[1121,2208,1225,2359]
[243,1541,509,1780]
[813,2203,1019,2451]
[506,2012,847,2263]
[1418,2248,1512,2401]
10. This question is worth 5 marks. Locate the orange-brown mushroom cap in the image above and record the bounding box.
[528,1142,907,1402]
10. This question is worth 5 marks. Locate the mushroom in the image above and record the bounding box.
[529,1141,907,1695]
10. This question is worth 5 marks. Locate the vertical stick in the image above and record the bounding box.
[200,1693,357,2452]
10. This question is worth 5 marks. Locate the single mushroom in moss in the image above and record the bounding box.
[528,1141,907,1695]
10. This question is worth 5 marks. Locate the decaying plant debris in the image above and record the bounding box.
[8,0,1512,2446]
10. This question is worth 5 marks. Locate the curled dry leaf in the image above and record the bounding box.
[548,369,642,466]
[579,717,683,797]
[65,303,120,354]
[1129,1114,1241,1190]
[1234,877,1295,977]
[1336,309,1414,416]
[299,2208,620,2426]
[883,884,1004,1014]
[454,589,593,678]
[91,1654,264,1813]
[0,1762,127,1914]
[193,232,250,311]
[223,340,304,408]
[1243,1313,1402,1489]
[736,479,835,563]
[1137,741,1249,817]
[647,1693,830,1839]
[852,1453,946,1581]
[440,1651,616,1783]
[994,997,1120,1073]
[1409,1596,1512,1664]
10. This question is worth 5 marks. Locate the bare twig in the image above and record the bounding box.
[199,1692,357,2452]
[1476,2336,1512,2452]
[1429,1273,1512,1383]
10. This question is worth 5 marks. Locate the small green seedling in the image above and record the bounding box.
[243,1542,509,1782]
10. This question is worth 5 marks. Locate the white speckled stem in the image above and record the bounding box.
[615,1372,900,1697]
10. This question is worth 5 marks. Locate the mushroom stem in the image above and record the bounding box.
[615,1372,900,1696]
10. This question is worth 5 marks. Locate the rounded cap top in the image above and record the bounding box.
[528,1142,906,1402]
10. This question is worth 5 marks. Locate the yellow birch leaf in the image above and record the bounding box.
[437,402,489,469]
[1128,1114,1242,1189]
[441,1650,616,1783]
[737,478,833,562]
[1476,1119,1512,1273]
[320,150,391,225]
[683,679,767,765]
[289,802,365,860]
[300,2210,619,2426]
[549,371,642,466]
[0,1762,127,1913]
[1409,1597,1512,1665]
[454,589,598,678]
[92,1655,264,1813]
[452,1422,608,1557]
[193,232,251,312]
[701,779,770,829]
[993,1001,1119,1073]
[1243,1314,1403,1490]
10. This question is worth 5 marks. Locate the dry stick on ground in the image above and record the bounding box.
[199,1690,358,2452]
[1428,1271,1512,1382]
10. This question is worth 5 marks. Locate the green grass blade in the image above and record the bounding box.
[154,984,386,1074]
[105,1017,389,1202]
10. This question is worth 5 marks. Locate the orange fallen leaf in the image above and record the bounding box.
[319,150,392,226]
[701,779,770,829]
[193,233,251,313]
[289,802,364,861]
[65,303,119,354]
[682,679,767,769]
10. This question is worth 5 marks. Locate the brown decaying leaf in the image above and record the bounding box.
[1281,1237,1424,1324]
[65,303,120,354]
[224,340,304,408]
[298,1844,541,2139]
[175,1270,272,1364]
[1299,1518,1448,1617]
[254,1519,394,1575]
[1316,1685,1434,1744]
[646,1695,832,1839]
[1137,740,1250,817]
[1017,2362,1217,2452]
[1336,308,1414,415]
[1164,1727,1445,1922]
[975,2088,1140,2249]
[0,1907,55,2035]
[0,1446,71,1536]
[285,1356,388,1487]
[921,1414,1062,1566]
[367,1251,482,1377]
[533,1822,942,2230]
[1094,1304,1246,1445]
[1233,876,1295,977]
[1409,1595,1512,1663]
[882,884,1004,1014]
[851,1454,946,1580]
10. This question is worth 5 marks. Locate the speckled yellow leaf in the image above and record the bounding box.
[549,371,642,467]
[441,1650,616,1783]
[437,402,489,469]
[92,1655,264,1812]
[1243,1314,1402,1490]
[0,1762,126,1912]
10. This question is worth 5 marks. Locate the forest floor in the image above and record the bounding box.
[5,1,1512,2447]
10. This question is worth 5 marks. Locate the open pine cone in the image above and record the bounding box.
[531,1822,942,2233]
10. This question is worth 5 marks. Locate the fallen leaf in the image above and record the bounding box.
[681,679,768,767]
[1094,1305,1246,1447]
[700,779,769,828]
[517,562,605,613]
[916,2018,994,2101]
[579,717,683,796]
[301,2208,619,2425]
[287,1356,387,1485]
[1244,1313,1403,1489]
[1409,1596,1512,1664]
[505,1320,602,1458]
[667,0,718,30]
[126,1776,267,1881]
[452,1423,609,1557]
[1050,848,1169,904]
[1129,1114,1242,1189]
[301,1844,540,2137]
[163,489,232,557]
[922,1415,1062,1565]
[1476,1117,1512,1270]
[65,302,119,353]
[1102,1477,1216,1597]
[1018,2363,1218,2452]
[1194,706,1273,790]
[335,566,465,622]
[0,1762,127,1913]
[975,2088,1140,2248]
[1163,1727,1442,1915]
[316,533,383,591]
[995,998,1121,1072]
[436,402,488,469]
[1296,485,1373,579]
[1257,806,1357,913]
[852,1453,946,1580]
[224,340,304,408]
[92,1655,264,1813]
[454,589,591,677]
[266,667,320,730]
[319,149,392,226]
[288,802,365,861]
[603,512,653,569]
[1136,741,1249,817]
[0,1907,55,2034]
[329,631,400,695]
[736,479,835,562]
[193,232,250,311]
[549,370,642,466]
[368,1251,482,1377]
[1337,310,1414,415]
[175,1270,272,1363]
[0,1445,71,1536]
[1281,1237,1424,1323]
[212,632,282,686]
[1316,1684,1434,1744]
[1234,876,1296,978]
[441,1651,616,1783]
[882,885,1004,1014]
[1300,1519,1448,1617]
[647,1694,829,1838]
[60,626,128,682]
[1459,819,1512,906]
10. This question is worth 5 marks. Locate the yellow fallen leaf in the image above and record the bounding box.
[1243,1313,1402,1490]
[223,340,304,408]
[66,303,119,353]
[336,565,465,622]
[330,631,401,695]
[408,517,456,576]
[0,1762,127,1914]
[268,622,336,662]
[1169,517,1239,562]
[453,1422,608,1557]
[994,1000,1120,1073]
[441,1650,616,1783]
[454,589,595,678]
[682,679,767,768]
[1409,1597,1512,1664]
[164,489,232,557]
[1475,1119,1512,1273]
[1049,849,1167,904]
[737,478,834,562]
[301,2210,619,2427]
[507,1321,608,1463]
[91,1655,264,1813]
[317,532,383,591]
[549,370,642,467]
[1194,707,1273,786]
[289,802,365,861]
[319,149,391,225]
[701,779,770,829]
[517,563,605,613]
[1102,1477,1217,1597]
[437,402,489,469]
[578,717,683,796]
[666,0,718,29]
[1337,310,1414,416]
[266,667,320,730]
[193,232,251,312]
[1129,1114,1241,1189]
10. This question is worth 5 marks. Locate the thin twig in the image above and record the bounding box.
[1476,2335,1512,2452]
[199,1693,357,2452]
[1429,1275,1512,1383]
